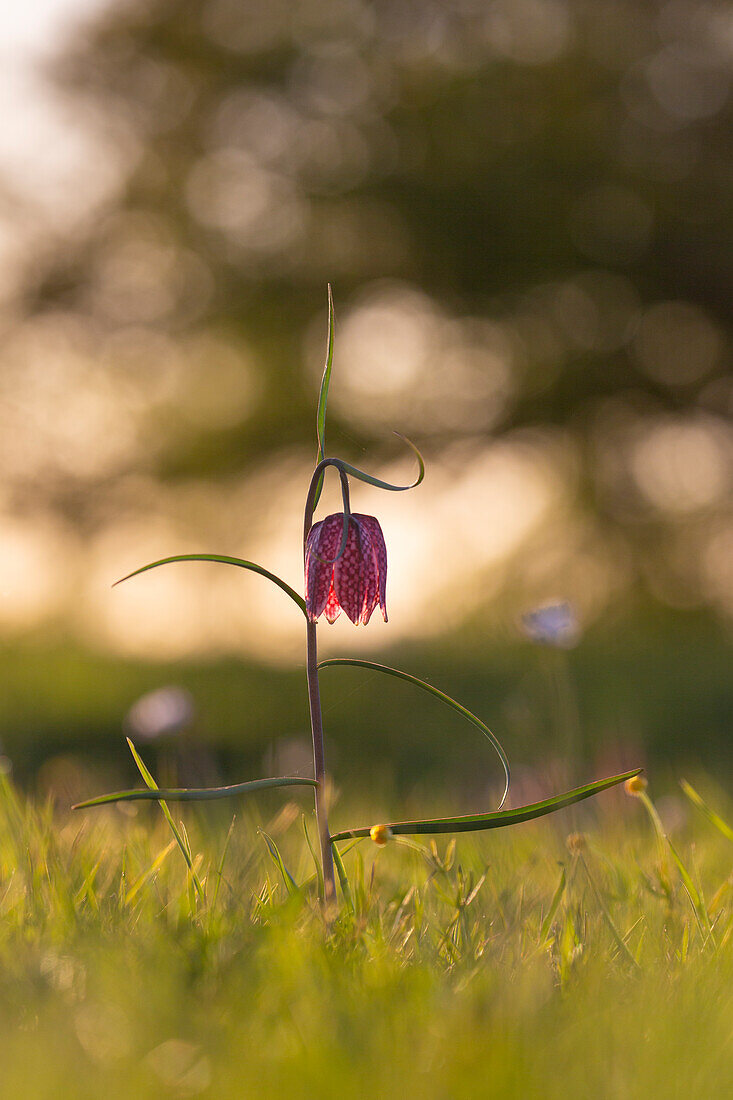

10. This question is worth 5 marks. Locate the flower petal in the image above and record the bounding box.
[305,514,343,621]
[324,581,341,623]
[357,522,380,625]
[353,514,387,622]
[333,519,367,624]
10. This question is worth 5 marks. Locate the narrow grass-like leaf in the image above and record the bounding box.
[113,554,306,615]
[260,829,300,897]
[126,739,205,901]
[125,840,176,907]
[178,820,195,863]
[540,864,566,944]
[333,433,425,493]
[331,841,354,913]
[665,833,714,945]
[680,780,733,843]
[312,284,335,511]
[73,859,101,914]
[635,789,671,891]
[212,815,236,912]
[320,658,510,808]
[305,437,423,568]
[579,854,640,971]
[303,814,324,900]
[330,769,641,841]
[73,775,317,810]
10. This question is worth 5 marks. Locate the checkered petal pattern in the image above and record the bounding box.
[304,512,388,625]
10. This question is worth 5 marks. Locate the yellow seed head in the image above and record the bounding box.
[370,824,393,846]
[625,775,648,796]
[566,832,587,853]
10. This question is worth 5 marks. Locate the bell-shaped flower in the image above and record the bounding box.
[305,512,387,625]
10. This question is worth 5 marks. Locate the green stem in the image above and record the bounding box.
[638,790,670,885]
[306,620,336,901]
[578,854,641,971]
[303,460,344,903]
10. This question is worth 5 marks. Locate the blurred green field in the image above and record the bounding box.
[2,0,732,798]
[1,767,733,1098]
[5,601,729,798]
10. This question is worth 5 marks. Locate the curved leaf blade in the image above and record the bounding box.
[126,738,204,901]
[319,658,510,808]
[331,840,354,913]
[73,775,317,810]
[316,284,334,464]
[334,433,425,493]
[302,814,324,900]
[540,864,566,945]
[313,285,335,510]
[260,828,300,896]
[330,769,642,841]
[680,779,733,843]
[113,554,306,616]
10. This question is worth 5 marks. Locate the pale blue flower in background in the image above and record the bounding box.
[124,686,195,741]
[521,601,580,648]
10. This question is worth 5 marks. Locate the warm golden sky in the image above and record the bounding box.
[0,0,115,291]
[0,1,730,667]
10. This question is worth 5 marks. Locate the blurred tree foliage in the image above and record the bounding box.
[30,0,731,440]
[23,0,732,599]
[3,0,732,778]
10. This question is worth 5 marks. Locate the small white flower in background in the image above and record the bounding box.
[521,601,580,648]
[124,686,195,741]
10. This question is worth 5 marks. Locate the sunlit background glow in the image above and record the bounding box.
[0,0,730,769]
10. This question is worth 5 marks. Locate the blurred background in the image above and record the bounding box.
[0,0,730,808]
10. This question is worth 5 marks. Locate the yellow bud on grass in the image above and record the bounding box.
[370,824,392,846]
[625,775,648,796]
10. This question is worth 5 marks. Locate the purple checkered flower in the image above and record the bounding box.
[305,512,388,625]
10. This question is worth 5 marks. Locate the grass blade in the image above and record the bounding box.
[540,864,566,944]
[302,814,324,900]
[260,829,300,897]
[313,284,335,510]
[579,854,641,971]
[73,775,317,810]
[113,555,306,616]
[330,769,642,841]
[680,780,733,843]
[124,839,176,907]
[320,658,510,808]
[331,842,354,913]
[126,739,205,901]
[665,834,714,945]
[212,815,236,912]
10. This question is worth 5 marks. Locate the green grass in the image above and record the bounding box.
[2,773,733,1098]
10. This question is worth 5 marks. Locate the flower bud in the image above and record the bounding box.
[566,832,587,853]
[370,824,393,846]
[624,775,648,796]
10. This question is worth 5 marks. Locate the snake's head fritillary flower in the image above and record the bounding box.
[305,512,387,625]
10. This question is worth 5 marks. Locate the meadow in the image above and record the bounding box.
[3,767,733,1099]
[1,2,732,1096]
